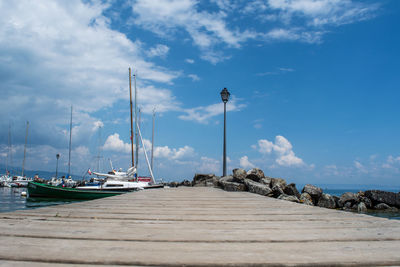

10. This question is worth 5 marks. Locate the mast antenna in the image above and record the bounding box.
[129,67,135,168]
[151,108,155,172]
[67,105,73,177]
[134,71,139,173]
[21,121,29,177]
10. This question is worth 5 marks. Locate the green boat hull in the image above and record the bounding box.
[27,182,125,200]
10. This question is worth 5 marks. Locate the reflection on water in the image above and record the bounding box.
[0,187,81,212]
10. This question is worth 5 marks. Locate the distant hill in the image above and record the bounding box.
[0,164,84,180]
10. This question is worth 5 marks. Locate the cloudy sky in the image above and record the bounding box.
[1,0,399,186]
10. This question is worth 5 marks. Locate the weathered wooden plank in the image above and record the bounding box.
[1,187,400,266]
[1,236,400,266]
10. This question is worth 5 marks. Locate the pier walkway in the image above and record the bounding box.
[1,187,400,266]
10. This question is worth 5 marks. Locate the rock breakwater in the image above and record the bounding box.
[181,168,400,213]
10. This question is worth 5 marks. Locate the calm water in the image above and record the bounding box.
[0,187,81,213]
[324,188,400,220]
[1,187,399,220]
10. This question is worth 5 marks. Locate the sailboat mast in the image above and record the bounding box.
[67,105,72,177]
[6,123,11,174]
[134,72,139,171]
[136,121,155,184]
[96,126,102,172]
[9,123,13,174]
[151,109,155,172]
[21,121,29,177]
[129,68,134,168]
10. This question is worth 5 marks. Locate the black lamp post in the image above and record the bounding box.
[220,87,230,177]
[55,154,60,179]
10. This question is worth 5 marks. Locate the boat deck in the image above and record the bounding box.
[1,187,400,266]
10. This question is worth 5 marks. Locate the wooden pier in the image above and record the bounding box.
[1,187,400,266]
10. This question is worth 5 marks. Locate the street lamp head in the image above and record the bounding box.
[220,87,230,103]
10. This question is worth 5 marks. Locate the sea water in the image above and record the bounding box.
[0,187,80,213]
[323,188,400,220]
[1,186,399,220]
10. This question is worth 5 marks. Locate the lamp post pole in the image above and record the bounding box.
[220,88,230,177]
[55,154,60,179]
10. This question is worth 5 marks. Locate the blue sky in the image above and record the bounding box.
[1,0,400,186]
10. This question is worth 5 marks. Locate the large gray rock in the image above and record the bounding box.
[271,184,284,198]
[284,183,300,198]
[317,193,336,209]
[180,180,192,187]
[333,195,341,208]
[270,178,287,189]
[244,179,272,196]
[217,176,232,188]
[232,168,247,183]
[359,196,372,209]
[365,190,400,208]
[278,194,300,203]
[222,181,246,191]
[219,176,246,192]
[374,203,391,210]
[302,184,323,204]
[192,173,215,186]
[212,176,221,187]
[260,177,272,187]
[300,192,314,206]
[245,168,265,182]
[357,202,367,213]
[338,192,359,207]
[343,202,356,210]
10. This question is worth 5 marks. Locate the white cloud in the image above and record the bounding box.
[276,151,303,166]
[154,145,195,160]
[262,28,325,43]
[256,135,305,167]
[253,123,262,129]
[146,44,170,58]
[131,0,249,48]
[258,139,274,154]
[387,155,400,164]
[103,133,131,154]
[197,156,220,173]
[0,0,181,152]
[130,0,257,63]
[185,58,195,64]
[128,0,379,63]
[178,96,246,124]
[266,0,378,27]
[240,155,255,169]
[188,74,200,81]
[134,85,181,114]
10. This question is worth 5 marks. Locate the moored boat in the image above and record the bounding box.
[10,175,33,187]
[27,181,126,200]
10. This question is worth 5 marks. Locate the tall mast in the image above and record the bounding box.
[21,121,29,177]
[151,109,155,172]
[67,105,72,177]
[137,107,141,173]
[96,126,102,171]
[129,68,135,168]
[137,121,155,183]
[9,122,13,174]
[6,123,11,174]
[134,72,139,171]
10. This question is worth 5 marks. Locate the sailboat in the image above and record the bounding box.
[47,106,77,187]
[77,68,162,191]
[0,124,13,187]
[10,121,33,187]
